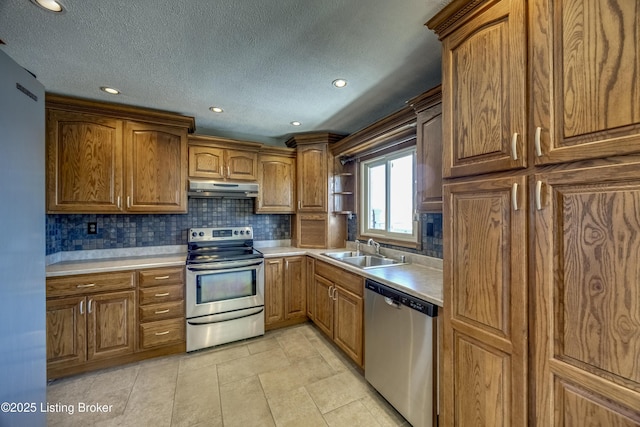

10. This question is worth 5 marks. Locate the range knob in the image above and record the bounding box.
[191,231,197,237]
[240,230,245,235]
[234,230,239,235]
[246,229,251,235]
[199,231,205,237]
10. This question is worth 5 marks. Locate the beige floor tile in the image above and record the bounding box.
[323,400,381,427]
[217,347,291,385]
[247,336,281,354]
[267,386,327,427]
[172,364,221,427]
[179,344,250,374]
[292,355,336,385]
[90,363,140,392]
[258,365,307,399]
[220,376,275,427]
[132,357,179,392]
[359,392,409,427]
[306,371,371,414]
[276,330,321,362]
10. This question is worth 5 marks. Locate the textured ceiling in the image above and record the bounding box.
[0,0,446,145]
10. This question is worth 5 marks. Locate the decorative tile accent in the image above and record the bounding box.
[46,198,291,255]
[346,213,443,259]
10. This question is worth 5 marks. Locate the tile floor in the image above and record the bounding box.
[46,323,409,427]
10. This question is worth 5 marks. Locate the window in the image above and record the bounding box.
[360,148,417,243]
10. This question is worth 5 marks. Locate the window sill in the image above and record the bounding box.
[356,233,421,251]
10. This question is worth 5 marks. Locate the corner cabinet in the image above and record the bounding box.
[256,148,296,214]
[46,95,193,214]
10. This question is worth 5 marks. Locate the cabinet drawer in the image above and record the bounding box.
[138,267,184,287]
[47,271,135,298]
[315,261,363,297]
[139,318,185,349]
[139,301,185,322]
[138,284,184,305]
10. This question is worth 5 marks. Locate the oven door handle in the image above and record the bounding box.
[187,259,264,271]
[187,306,264,325]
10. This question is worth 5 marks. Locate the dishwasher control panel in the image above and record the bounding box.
[365,279,438,317]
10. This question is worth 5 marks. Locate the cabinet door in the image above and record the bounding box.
[86,291,135,361]
[313,275,334,338]
[46,110,123,213]
[264,258,285,326]
[416,105,443,212]
[531,0,640,165]
[533,162,640,426]
[256,154,296,213]
[296,214,327,248]
[333,287,363,367]
[124,121,187,213]
[284,256,306,320]
[443,175,528,426]
[305,257,315,320]
[46,296,86,369]
[441,0,526,177]
[189,146,225,179]
[297,143,328,211]
[226,149,258,181]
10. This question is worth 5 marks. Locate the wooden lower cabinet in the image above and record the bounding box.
[312,260,364,367]
[46,266,185,379]
[264,256,307,329]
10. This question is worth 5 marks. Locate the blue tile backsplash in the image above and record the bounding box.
[46,198,291,255]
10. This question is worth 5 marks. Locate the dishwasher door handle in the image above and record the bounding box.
[384,297,401,309]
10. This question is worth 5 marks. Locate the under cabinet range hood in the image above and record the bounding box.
[188,179,259,198]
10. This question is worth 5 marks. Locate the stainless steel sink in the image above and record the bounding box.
[322,252,406,269]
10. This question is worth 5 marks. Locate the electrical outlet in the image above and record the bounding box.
[426,222,434,237]
[87,222,97,234]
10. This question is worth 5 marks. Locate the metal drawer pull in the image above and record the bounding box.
[154,309,170,314]
[154,276,170,280]
[534,127,542,157]
[76,283,96,288]
[511,132,519,160]
[154,292,170,297]
[512,183,519,211]
[79,300,84,315]
[154,330,170,336]
[535,180,543,211]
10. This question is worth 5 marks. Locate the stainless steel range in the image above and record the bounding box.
[186,226,265,352]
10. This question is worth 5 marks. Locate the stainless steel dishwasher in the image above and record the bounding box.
[364,279,438,427]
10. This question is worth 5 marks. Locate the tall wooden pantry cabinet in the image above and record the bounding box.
[428,0,640,425]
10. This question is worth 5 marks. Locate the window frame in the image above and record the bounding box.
[359,147,418,246]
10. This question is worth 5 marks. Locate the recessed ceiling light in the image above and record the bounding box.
[100,86,120,95]
[209,107,224,113]
[332,79,347,88]
[30,0,65,13]
[290,121,302,126]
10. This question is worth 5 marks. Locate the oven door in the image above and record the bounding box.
[186,259,264,319]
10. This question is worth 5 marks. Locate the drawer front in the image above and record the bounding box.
[138,284,184,305]
[139,300,185,322]
[138,267,184,287]
[315,261,363,297]
[139,318,185,349]
[47,271,135,297]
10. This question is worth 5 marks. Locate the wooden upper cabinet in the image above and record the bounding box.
[437,0,526,178]
[533,160,640,426]
[297,143,328,212]
[45,95,194,214]
[531,0,640,165]
[47,110,124,213]
[188,139,258,182]
[443,175,528,427]
[256,153,296,214]
[124,121,187,213]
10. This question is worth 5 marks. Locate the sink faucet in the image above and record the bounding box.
[367,238,381,255]
[355,239,362,255]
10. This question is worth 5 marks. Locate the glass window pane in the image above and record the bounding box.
[389,154,413,234]
[368,164,386,230]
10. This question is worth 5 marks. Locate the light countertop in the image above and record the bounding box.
[46,245,443,307]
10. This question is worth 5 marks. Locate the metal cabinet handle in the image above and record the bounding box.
[87,299,93,314]
[512,183,519,211]
[117,196,121,209]
[298,200,301,210]
[220,165,224,176]
[327,285,333,298]
[227,165,230,177]
[511,132,519,160]
[154,292,170,297]
[535,180,543,211]
[76,283,96,288]
[332,288,338,301]
[154,330,170,336]
[127,196,131,208]
[534,127,543,157]
[79,300,84,315]
[154,309,170,314]
[154,276,170,280]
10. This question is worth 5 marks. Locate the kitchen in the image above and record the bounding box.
[2,0,640,426]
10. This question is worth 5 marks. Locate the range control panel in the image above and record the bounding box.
[188,226,253,242]
[365,279,438,317]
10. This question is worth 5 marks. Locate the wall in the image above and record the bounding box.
[347,213,443,259]
[46,198,291,255]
